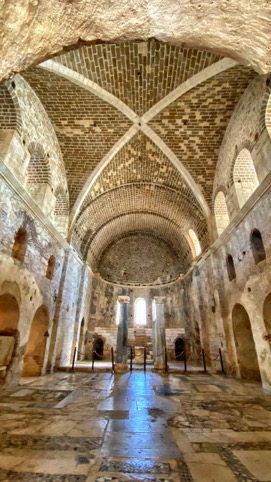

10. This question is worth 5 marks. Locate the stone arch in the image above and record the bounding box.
[46,255,55,280]
[263,293,271,346]
[0,293,20,333]
[11,227,28,262]
[22,305,49,376]
[0,83,21,159]
[0,293,20,382]
[188,229,201,258]
[233,149,259,208]
[232,303,261,381]
[53,187,69,237]
[226,254,236,281]
[251,229,266,265]
[214,191,230,236]
[265,92,271,138]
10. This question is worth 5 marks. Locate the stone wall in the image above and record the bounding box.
[188,176,271,389]
[97,233,185,284]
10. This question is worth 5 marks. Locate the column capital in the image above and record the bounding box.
[153,296,166,304]
[118,296,130,304]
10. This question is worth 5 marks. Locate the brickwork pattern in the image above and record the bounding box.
[149,66,256,204]
[97,233,184,284]
[214,191,230,236]
[82,131,197,208]
[26,142,52,186]
[83,212,193,270]
[0,85,18,131]
[233,148,259,208]
[72,184,208,259]
[22,68,132,207]
[56,41,221,117]
[266,93,271,138]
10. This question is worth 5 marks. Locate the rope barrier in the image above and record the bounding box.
[93,351,103,358]
[175,350,185,359]
[205,353,220,362]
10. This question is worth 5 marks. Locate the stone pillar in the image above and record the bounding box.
[153,296,166,370]
[115,296,130,373]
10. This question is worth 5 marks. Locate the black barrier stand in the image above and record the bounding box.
[202,349,207,373]
[219,348,225,374]
[71,347,77,371]
[130,346,133,372]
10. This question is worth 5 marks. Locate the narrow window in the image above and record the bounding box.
[226,254,236,281]
[214,191,230,236]
[251,229,266,264]
[189,229,201,257]
[12,227,27,262]
[135,298,147,325]
[115,300,121,325]
[46,255,55,280]
[233,149,259,208]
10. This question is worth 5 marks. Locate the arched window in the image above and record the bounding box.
[214,191,230,236]
[226,254,236,281]
[265,92,271,139]
[115,300,121,325]
[233,149,259,208]
[188,229,201,257]
[46,255,55,280]
[251,229,266,264]
[12,227,27,262]
[135,298,147,325]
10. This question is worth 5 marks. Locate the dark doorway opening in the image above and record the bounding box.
[175,337,185,361]
[93,338,104,360]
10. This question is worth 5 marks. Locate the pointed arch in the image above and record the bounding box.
[233,149,259,208]
[188,229,201,258]
[214,191,230,236]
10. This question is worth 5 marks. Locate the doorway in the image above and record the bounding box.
[22,305,49,376]
[232,303,261,381]
[175,337,185,361]
[93,337,104,360]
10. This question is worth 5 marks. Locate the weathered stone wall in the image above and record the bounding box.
[97,233,185,284]
[0,75,69,233]
[188,177,271,389]
[213,75,271,224]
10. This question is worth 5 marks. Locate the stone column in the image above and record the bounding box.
[115,296,130,373]
[153,296,166,370]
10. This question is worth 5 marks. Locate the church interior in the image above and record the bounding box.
[1,1,271,480]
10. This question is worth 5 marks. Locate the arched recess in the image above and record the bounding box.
[188,229,201,258]
[22,305,49,377]
[0,294,20,379]
[263,293,271,345]
[12,227,28,262]
[232,303,261,381]
[53,187,69,238]
[175,337,185,361]
[46,255,55,280]
[233,149,259,208]
[134,298,147,326]
[26,142,54,216]
[77,318,85,361]
[265,93,271,138]
[251,229,266,264]
[214,191,230,236]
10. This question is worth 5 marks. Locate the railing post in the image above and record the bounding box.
[130,346,133,372]
[219,348,225,374]
[164,348,168,372]
[144,347,146,372]
[72,347,77,371]
[202,348,207,373]
[92,350,95,371]
[184,349,187,373]
[111,347,115,373]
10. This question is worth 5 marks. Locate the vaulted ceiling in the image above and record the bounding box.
[21,40,257,282]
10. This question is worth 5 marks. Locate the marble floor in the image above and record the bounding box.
[0,371,271,481]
